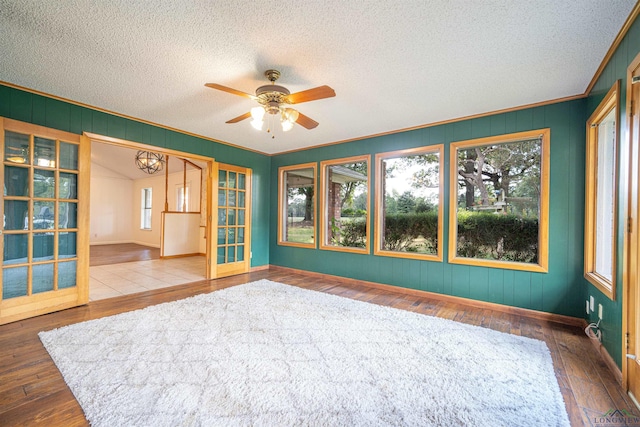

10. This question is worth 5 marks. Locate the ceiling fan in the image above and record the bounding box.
[205,69,335,132]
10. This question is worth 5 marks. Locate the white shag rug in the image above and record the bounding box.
[39,279,570,426]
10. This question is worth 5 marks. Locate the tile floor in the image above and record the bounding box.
[89,256,206,301]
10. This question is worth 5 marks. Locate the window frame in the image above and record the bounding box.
[319,155,371,254]
[584,81,620,300]
[140,187,152,230]
[277,162,317,248]
[374,145,444,261]
[448,128,550,272]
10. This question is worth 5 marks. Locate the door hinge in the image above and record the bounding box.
[207,258,211,265]
[627,332,630,349]
[632,100,635,117]
[628,217,633,234]
[633,75,640,84]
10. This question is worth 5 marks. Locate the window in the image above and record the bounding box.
[278,163,316,247]
[320,155,370,253]
[375,145,444,260]
[141,188,152,230]
[449,129,550,272]
[585,81,620,299]
[176,183,190,212]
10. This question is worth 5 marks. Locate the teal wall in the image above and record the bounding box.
[584,14,640,368]
[0,84,271,267]
[270,99,587,318]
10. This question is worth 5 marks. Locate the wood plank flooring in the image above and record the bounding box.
[90,243,160,266]
[0,268,637,426]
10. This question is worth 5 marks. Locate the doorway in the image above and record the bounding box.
[85,133,253,299]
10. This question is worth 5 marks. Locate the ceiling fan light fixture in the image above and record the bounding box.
[281,108,299,132]
[250,106,265,121]
[283,108,299,123]
[281,120,294,132]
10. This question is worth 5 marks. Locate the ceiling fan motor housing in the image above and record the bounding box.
[256,84,290,115]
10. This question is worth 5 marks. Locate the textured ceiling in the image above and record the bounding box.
[0,1,636,155]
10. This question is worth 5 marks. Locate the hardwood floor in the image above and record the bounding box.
[90,243,160,266]
[0,268,636,426]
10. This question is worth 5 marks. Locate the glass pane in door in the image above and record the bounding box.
[59,142,78,170]
[3,267,27,299]
[4,132,30,165]
[34,137,56,168]
[4,200,28,230]
[4,234,27,265]
[32,263,54,294]
[58,260,77,289]
[34,169,55,198]
[2,128,80,303]
[33,233,54,262]
[59,232,77,258]
[4,166,29,196]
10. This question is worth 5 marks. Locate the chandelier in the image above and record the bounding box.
[135,151,165,174]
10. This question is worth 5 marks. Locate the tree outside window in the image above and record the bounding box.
[278,163,316,247]
[449,129,550,272]
[374,145,444,261]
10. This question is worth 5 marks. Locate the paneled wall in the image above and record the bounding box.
[584,14,640,368]
[0,85,271,267]
[271,99,587,318]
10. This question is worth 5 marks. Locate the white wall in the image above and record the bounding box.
[131,168,203,249]
[90,163,133,244]
[91,159,205,250]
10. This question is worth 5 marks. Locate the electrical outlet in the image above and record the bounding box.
[586,300,590,314]
[598,304,603,319]
[590,296,595,312]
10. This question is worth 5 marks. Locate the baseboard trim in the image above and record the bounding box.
[250,265,270,272]
[587,335,623,385]
[89,241,162,248]
[268,265,585,328]
[160,252,204,260]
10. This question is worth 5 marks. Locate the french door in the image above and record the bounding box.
[625,52,640,404]
[209,163,251,278]
[0,118,89,325]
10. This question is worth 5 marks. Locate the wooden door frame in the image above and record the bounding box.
[623,52,640,393]
[209,162,252,279]
[83,132,215,279]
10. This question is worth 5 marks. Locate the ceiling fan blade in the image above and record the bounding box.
[225,112,252,124]
[205,83,257,100]
[285,85,336,104]
[295,112,319,129]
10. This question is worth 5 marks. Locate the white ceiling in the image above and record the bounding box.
[0,1,636,155]
[91,141,206,180]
